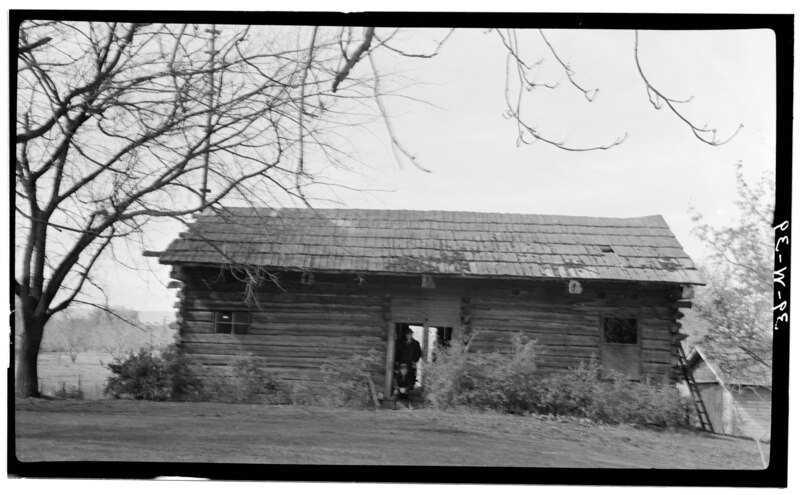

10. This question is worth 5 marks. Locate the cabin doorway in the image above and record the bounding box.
[393,322,454,390]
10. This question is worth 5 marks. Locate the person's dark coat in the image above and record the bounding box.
[397,337,422,367]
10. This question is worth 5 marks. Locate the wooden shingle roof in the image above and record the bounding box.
[688,345,772,388]
[158,207,704,284]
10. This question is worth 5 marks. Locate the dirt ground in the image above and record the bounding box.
[14,399,769,469]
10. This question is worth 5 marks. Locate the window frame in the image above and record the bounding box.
[213,310,251,335]
[601,316,639,345]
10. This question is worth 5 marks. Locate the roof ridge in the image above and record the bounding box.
[205,206,669,223]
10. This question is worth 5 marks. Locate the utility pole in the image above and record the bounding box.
[200,24,219,210]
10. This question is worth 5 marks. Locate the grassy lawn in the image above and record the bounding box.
[14,399,768,468]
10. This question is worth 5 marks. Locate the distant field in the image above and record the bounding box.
[15,399,769,469]
[35,351,113,399]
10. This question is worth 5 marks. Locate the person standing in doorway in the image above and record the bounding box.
[396,327,422,388]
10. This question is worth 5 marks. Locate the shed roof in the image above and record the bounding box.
[688,344,772,388]
[158,207,703,284]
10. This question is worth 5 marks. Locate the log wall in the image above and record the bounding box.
[465,279,678,383]
[174,267,388,391]
[171,267,683,392]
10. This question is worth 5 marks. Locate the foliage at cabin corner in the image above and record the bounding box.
[690,164,774,376]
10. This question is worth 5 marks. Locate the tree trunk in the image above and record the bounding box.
[16,318,45,398]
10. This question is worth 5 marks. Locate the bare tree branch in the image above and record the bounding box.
[373,28,455,59]
[634,30,743,146]
[332,26,375,93]
[538,29,598,101]
[18,36,52,54]
[367,53,430,173]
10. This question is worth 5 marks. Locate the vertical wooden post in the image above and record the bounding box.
[384,322,396,398]
[420,320,429,385]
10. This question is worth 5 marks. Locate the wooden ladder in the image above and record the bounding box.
[676,344,714,433]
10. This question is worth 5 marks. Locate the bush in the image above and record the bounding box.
[104,345,203,401]
[534,360,602,418]
[52,382,85,400]
[584,369,692,427]
[202,356,289,404]
[425,334,539,414]
[424,334,692,427]
[423,339,471,409]
[320,349,383,408]
[162,345,204,401]
[105,349,171,400]
[288,382,321,406]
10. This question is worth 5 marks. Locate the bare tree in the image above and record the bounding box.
[15,21,438,397]
[54,326,88,364]
[94,309,149,360]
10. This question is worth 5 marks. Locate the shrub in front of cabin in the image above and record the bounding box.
[583,371,692,427]
[423,339,471,410]
[534,360,602,418]
[229,356,288,404]
[104,345,204,401]
[200,356,289,404]
[104,349,172,400]
[161,345,204,401]
[425,333,540,414]
[288,382,322,406]
[424,336,691,428]
[533,363,692,427]
[320,349,383,408]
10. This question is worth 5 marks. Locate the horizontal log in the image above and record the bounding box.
[250,324,384,336]
[471,325,600,339]
[472,309,601,325]
[181,321,385,337]
[467,330,598,346]
[183,289,383,305]
[183,354,368,369]
[182,309,382,324]
[640,341,671,353]
[185,299,384,313]
[642,362,671,375]
[466,343,599,359]
[181,321,213,334]
[181,333,383,346]
[642,350,672,365]
[476,306,676,321]
[473,294,671,311]
[183,310,214,322]
[251,313,383,326]
[640,328,672,340]
[188,365,326,380]
[183,344,382,359]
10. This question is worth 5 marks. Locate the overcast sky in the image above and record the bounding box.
[27,25,778,315]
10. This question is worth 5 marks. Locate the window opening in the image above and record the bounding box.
[435,327,453,348]
[214,311,250,335]
[603,317,637,344]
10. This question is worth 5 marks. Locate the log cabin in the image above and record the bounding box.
[154,207,703,399]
